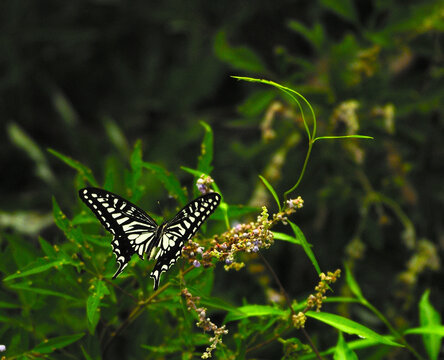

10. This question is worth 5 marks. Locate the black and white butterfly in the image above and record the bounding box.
[79,187,220,290]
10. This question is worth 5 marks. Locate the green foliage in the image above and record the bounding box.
[1,2,442,358]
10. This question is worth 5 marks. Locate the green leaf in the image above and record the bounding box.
[197,121,214,174]
[48,148,98,186]
[214,31,268,73]
[273,231,302,245]
[299,338,384,359]
[7,282,81,302]
[320,0,358,24]
[128,140,143,200]
[418,290,442,360]
[3,257,78,281]
[32,333,85,354]
[53,196,71,233]
[0,301,21,309]
[288,221,321,275]
[344,264,365,301]
[404,327,444,336]
[87,278,110,333]
[287,21,325,51]
[334,332,358,360]
[38,237,57,259]
[187,286,238,313]
[306,311,402,347]
[142,162,187,206]
[237,89,276,117]
[225,304,287,323]
[258,175,281,212]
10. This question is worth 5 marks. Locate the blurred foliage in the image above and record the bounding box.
[1,0,443,359]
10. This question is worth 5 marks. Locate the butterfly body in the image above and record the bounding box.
[79,187,220,290]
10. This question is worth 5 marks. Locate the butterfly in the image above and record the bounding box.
[79,187,221,290]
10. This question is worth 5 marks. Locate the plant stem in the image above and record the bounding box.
[102,265,195,356]
[284,140,313,203]
[259,252,323,360]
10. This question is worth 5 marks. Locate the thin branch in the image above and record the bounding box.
[259,252,323,360]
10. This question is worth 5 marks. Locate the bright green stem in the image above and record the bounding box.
[284,139,313,203]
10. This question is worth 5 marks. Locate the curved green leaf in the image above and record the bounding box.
[306,311,402,347]
[418,290,442,360]
[225,304,287,323]
[288,221,321,274]
[259,175,281,212]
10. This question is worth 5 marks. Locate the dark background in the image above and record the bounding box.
[1,0,443,358]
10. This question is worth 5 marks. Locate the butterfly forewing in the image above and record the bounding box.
[150,192,221,290]
[79,187,159,278]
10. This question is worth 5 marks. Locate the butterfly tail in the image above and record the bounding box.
[150,270,161,291]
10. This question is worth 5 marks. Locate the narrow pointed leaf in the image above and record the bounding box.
[334,332,358,360]
[198,121,214,174]
[48,149,98,186]
[345,264,365,301]
[306,311,402,347]
[289,221,321,274]
[418,290,442,360]
[32,333,85,354]
[87,278,110,333]
[259,175,281,211]
[225,304,287,323]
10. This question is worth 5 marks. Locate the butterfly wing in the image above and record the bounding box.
[79,187,159,278]
[150,192,221,290]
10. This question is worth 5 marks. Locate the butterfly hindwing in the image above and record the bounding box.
[79,187,159,278]
[150,192,221,290]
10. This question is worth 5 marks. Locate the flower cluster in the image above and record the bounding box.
[181,288,228,359]
[214,206,274,271]
[183,199,305,272]
[330,100,360,135]
[292,269,341,329]
[196,175,215,195]
[309,270,341,312]
[285,196,304,211]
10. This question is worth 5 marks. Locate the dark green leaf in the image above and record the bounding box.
[237,89,276,117]
[4,257,78,281]
[87,278,110,333]
[320,0,358,24]
[48,148,98,186]
[38,237,57,259]
[32,333,85,354]
[287,21,325,51]
[197,121,214,174]
[8,282,81,302]
[214,31,268,73]
[142,162,187,206]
